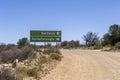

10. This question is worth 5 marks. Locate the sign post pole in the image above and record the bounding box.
[44,42,46,51]
[34,42,36,50]
[56,42,57,52]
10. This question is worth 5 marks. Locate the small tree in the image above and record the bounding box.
[102,24,120,46]
[17,37,29,48]
[69,40,80,48]
[83,32,99,46]
[102,33,111,46]
[61,41,68,48]
[61,40,80,48]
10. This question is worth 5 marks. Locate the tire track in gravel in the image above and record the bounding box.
[41,50,120,80]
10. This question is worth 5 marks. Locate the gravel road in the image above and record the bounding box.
[42,50,120,80]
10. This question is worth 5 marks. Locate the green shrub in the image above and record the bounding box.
[17,37,30,48]
[50,53,62,61]
[39,55,48,64]
[26,68,37,77]
[15,66,37,78]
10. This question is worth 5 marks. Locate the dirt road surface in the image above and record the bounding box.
[42,50,120,80]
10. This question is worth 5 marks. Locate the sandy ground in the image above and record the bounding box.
[41,50,120,80]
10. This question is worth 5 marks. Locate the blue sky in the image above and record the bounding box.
[0,0,120,44]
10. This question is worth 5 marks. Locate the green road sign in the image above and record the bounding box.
[30,30,61,42]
